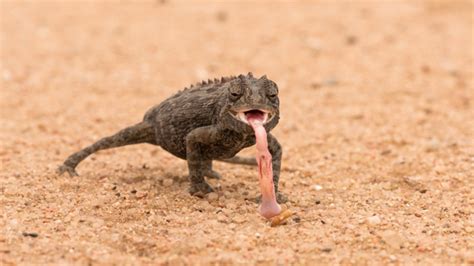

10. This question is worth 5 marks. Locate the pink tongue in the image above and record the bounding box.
[247,114,281,219]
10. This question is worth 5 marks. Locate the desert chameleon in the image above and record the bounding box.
[58,72,286,202]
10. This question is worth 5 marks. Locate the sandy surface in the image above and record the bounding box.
[1,1,473,265]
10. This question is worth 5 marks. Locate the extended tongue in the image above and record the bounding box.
[247,116,281,219]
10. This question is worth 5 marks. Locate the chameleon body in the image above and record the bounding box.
[58,73,285,201]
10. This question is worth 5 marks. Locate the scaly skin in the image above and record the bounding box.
[57,72,287,202]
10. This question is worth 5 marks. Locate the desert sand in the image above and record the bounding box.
[1,1,473,265]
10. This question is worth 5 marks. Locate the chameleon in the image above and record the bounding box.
[57,72,286,203]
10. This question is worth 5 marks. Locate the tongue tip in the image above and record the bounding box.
[259,203,282,219]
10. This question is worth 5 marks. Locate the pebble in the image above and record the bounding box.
[217,212,227,223]
[162,178,173,187]
[367,215,381,225]
[403,176,427,193]
[345,35,358,45]
[207,192,219,202]
[313,185,323,191]
[321,247,332,253]
[380,230,406,249]
[22,232,38,238]
[135,191,148,199]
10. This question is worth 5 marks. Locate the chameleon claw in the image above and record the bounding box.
[189,182,214,198]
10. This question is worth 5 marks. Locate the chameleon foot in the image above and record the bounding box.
[57,164,79,177]
[189,182,214,198]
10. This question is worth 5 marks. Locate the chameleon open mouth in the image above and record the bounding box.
[231,109,274,125]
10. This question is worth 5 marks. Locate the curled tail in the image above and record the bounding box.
[57,121,156,176]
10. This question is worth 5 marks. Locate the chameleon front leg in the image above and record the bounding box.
[185,126,222,196]
[267,133,288,203]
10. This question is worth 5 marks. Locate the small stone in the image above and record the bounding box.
[162,178,173,187]
[223,191,232,198]
[321,247,332,253]
[345,35,357,45]
[310,82,321,89]
[403,176,427,193]
[218,196,227,206]
[217,212,227,223]
[313,185,323,191]
[380,230,406,249]
[367,215,381,225]
[207,192,219,202]
[389,255,397,261]
[22,232,38,238]
[135,191,147,199]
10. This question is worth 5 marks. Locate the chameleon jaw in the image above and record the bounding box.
[230,109,274,125]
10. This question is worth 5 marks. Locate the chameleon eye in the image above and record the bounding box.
[266,87,278,100]
[228,84,243,99]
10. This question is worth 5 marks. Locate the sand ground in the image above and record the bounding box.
[1,1,473,265]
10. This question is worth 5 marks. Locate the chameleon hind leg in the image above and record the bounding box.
[204,160,222,180]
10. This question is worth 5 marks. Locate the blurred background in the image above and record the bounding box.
[1,1,473,264]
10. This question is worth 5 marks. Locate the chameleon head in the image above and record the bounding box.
[221,73,280,133]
